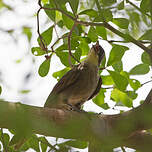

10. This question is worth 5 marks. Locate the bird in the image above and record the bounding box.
[44,41,105,110]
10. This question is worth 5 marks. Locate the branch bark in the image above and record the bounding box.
[0,89,152,151]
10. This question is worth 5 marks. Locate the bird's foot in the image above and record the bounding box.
[66,104,86,113]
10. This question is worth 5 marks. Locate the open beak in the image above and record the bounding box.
[93,41,105,59]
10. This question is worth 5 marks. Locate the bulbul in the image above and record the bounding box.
[44,41,105,110]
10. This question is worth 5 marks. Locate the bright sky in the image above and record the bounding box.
[0,0,152,152]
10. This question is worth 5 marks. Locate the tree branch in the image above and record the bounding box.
[0,89,152,150]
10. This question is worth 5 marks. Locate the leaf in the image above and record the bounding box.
[129,79,141,90]
[62,12,74,29]
[117,1,124,10]
[113,18,129,29]
[141,52,151,65]
[88,26,98,42]
[0,86,2,95]
[28,136,40,152]
[31,47,45,56]
[111,89,133,107]
[22,27,32,42]
[129,64,150,75]
[53,68,70,80]
[79,9,98,18]
[37,26,53,46]
[108,70,128,91]
[39,137,48,152]
[100,0,116,6]
[99,9,113,22]
[44,3,56,21]
[100,103,109,110]
[79,41,89,56]
[101,75,114,85]
[93,89,106,107]
[140,0,151,13]
[38,59,51,77]
[63,140,88,149]
[96,26,107,40]
[56,44,80,66]
[139,29,152,41]
[112,61,123,72]
[126,91,138,100]
[19,90,31,94]
[107,44,129,66]
[68,0,79,14]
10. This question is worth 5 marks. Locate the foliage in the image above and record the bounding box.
[0,0,152,151]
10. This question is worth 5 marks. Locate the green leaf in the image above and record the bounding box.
[96,26,107,40]
[108,70,128,91]
[99,9,113,22]
[68,0,79,14]
[117,1,124,10]
[38,59,51,77]
[93,89,106,107]
[107,44,129,66]
[22,27,32,42]
[56,44,80,67]
[88,26,98,42]
[39,137,48,152]
[0,86,2,95]
[79,9,98,18]
[0,133,10,147]
[100,0,116,6]
[129,79,141,90]
[44,3,56,21]
[37,26,53,46]
[64,140,88,149]
[113,18,129,29]
[28,136,40,152]
[141,52,151,65]
[111,89,133,107]
[129,64,150,75]
[79,41,89,56]
[126,91,138,100]
[19,90,31,94]
[139,29,152,41]
[112,61,123,72]
[100,103,109,110]
[62,12,74,29]
[101,75,114,85]
[31,47,45,56]
[140,0,151,13]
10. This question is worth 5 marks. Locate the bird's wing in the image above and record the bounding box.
[88,76,102,100]
[51,65,81,94]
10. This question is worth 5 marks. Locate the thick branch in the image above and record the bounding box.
[0,89,152,150]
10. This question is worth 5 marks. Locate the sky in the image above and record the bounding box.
[0,0,152,152]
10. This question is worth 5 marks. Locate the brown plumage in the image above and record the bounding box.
[44,42,105,110]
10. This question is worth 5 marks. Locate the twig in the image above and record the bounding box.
[141,80,152,87]
[42,7,76,21]
[107,40,152,44]
[37,0,48,53]
[68,20,80,67]
[126,0,152,18]
[101,87,113,90]
[51,34,68,52]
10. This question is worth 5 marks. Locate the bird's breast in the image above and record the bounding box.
[64,64,99,105]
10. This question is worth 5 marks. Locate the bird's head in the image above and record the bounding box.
[86,41,105,66]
